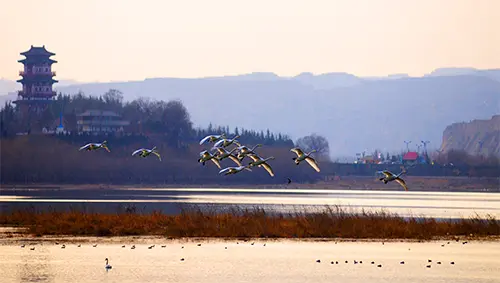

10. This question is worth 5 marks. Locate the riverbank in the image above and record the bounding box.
[1,206,499,240]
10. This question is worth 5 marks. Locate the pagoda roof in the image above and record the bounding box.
[17,78,58,84]
[20,45,56,56]
[18,58,57,64]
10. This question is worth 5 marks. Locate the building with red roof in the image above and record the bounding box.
[402,151,419,164]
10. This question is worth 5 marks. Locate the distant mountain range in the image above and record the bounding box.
[1,67,499,157]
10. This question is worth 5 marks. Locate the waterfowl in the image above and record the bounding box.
[376,170,409,191]
[79,141,110,152]
[290,147,320,172]
[214,147,242,166]
[247,154,275,177]
[105,258,112,269]
[236,144,262,161]
[218,165,253,176]
[198,150,221,169]
[132,146,162,161]
[199,133,226,145]
[212,135,241,149]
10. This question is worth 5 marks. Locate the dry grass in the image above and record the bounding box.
[1,206,499,240]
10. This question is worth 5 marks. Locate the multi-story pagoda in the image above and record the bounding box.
[13,45,58,132]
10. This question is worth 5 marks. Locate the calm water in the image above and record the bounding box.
[1,188,500,218]
[0,239,499,283]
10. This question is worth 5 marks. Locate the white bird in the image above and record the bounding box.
[214,147,242,166]
[79,141,110,152]
[132,146,162,161]
[212,135,241,149]
[219,165,253,176]
[199,133,226,145]
[198,150,221,169]
[237,144,262,161]
[376,170,409,191]
[247,154,275,177]
[105,258,112,270]
[290,147,320,172]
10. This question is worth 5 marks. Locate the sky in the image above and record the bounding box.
[1,0,499,82]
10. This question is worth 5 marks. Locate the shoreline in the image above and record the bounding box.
[2,231,499,245]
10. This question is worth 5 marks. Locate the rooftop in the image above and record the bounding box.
[403,151,419,160]
[20,45,56,57]
[77,110,122,117]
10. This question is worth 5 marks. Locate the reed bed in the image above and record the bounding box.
[1,205,499,240]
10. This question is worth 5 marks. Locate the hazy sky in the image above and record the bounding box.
[1,0,498,82]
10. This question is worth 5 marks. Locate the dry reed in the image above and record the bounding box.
[1,205,498,240]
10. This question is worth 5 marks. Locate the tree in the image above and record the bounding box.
[103,89,124,109]
[160,100,193,148]
[295,134,330,160]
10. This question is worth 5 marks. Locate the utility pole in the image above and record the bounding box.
[421,140,430,154]
[404,141,411,152]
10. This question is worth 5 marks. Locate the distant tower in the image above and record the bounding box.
[13,45,58,132]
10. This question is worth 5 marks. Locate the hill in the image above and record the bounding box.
[53,74,500,157]
[440,115,500,156]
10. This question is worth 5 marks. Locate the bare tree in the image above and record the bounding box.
[295,134,330,160]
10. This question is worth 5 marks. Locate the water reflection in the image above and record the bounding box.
[1,188,500,219]
[1,240,499,283]
[17,245,53,282]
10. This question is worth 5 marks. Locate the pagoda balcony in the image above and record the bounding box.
[14,96,55,104]
[18,90,57,97]
[19,70,56,76]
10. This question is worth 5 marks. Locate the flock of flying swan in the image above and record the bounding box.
[78,133,409,191]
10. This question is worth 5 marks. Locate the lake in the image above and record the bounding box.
[1,187,500,219]
[0,238,499,283]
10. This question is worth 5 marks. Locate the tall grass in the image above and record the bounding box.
[1,205,499,240]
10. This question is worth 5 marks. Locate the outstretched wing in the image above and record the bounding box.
[395,178,409,191]
[228,155,242,166]
[218,167,230,175]
[199,135,212,145]
[132,149,144,156]
[79,144,91,151]
[211,158,222,169]
[262,162,275,177]
[248,154,261,162]
[213,139,225,148]
[305,156,321,172]
[152,151,162,161]
[290,147,304,156]
[382,170,394,178]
